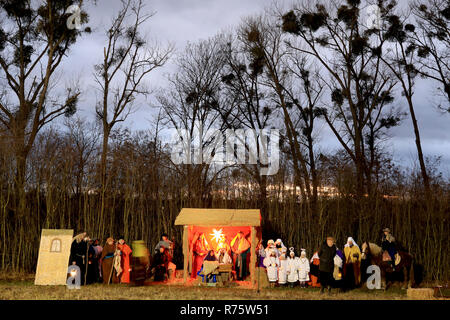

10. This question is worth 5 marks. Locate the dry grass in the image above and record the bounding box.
[0,279,438,300]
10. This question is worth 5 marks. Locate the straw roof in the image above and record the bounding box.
[174,208,261,227]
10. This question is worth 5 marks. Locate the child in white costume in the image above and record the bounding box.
[286,247,300,287]
[278,247,288,286]
[298,249,310,287]
[263,249,279,287]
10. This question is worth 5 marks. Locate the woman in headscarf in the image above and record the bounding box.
[191,232,210,279]
[343,236,362,289]
[117,236,132,284]
[216,246,232,264]
[101,237,119,284]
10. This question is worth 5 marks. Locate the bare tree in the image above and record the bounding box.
[93,0,171,232]
[281,0,398,200]
[0,0,90,220]
[410,0,450,106]
[157,36,229,204]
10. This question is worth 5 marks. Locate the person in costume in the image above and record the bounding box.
[152,245,169,281]
[92,239,103,282]
[257,240,266,268]
[85,238,99,284]
[117,236,133,284]
[381,228,397,271]
[69,232,88,285]
[333,246,344,291]
[275,239,287,256]
[286,247,300,287]
[192,232,210,279]
[343,237,361,289]
[278,247,288,286]
[101,237,119,284]
[308,250,321,287]
[155,233,173,255]
[265,239,276,258]
[318,236,337,294]
[216,246,232,264]
[298,249,310,287]
[263,249,279,287]
[231,231,251,281]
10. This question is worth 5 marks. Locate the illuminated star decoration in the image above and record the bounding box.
[210,228,224,243]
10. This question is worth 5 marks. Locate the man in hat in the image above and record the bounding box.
[381,228,397,270]
[318,236,337,294]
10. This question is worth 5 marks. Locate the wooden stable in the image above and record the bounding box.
[174,208,262,286]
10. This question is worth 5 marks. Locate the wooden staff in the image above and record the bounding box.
[107,241,117,285]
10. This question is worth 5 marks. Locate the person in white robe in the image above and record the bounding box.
[215,247,232,264]
[278,247,288,286]
[265,239,276,257]
[298,249,310,287]
[275,239,287,256]
[263,249,279,286]
[286,247,300,287]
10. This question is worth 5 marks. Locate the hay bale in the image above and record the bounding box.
[407,288,434,299]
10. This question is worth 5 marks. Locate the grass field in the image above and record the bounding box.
[0,276,437,300]
[0,273,446,300]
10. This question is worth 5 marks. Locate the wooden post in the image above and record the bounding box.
[250,226,256,287]
[183,225,188,283]
[188,226,193,276]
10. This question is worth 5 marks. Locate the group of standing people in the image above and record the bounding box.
[192,231,251,281]
[257,236,364,293]
[260,239,311,288]
[258,228,398,294]
[69,232,176,285]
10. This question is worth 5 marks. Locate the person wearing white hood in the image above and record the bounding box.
[286,248,300,287]
[278,247,288,286]
[265,239,276,257]
[275,239,286,256]
[263,249,279,287]
[298,249,310,287]
[343,236,362,288]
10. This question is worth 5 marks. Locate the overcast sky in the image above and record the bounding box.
[58,0,450,177]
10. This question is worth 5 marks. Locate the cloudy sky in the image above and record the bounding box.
[59,0,450,176]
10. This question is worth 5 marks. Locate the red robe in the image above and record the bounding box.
[192,235,210,278]
[118,243,132,284]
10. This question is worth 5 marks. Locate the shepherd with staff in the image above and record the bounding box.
[101,237,120,284]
